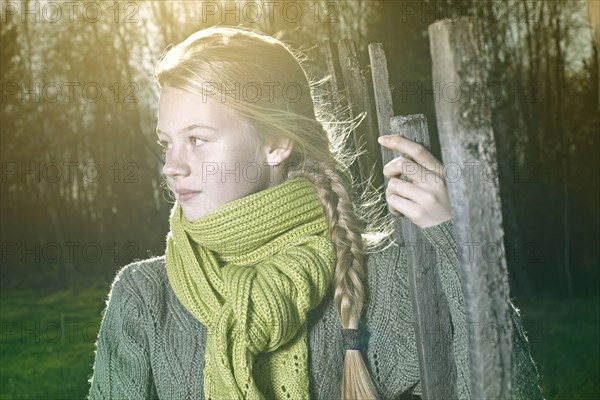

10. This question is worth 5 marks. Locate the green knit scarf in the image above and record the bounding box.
[165,177,336,400]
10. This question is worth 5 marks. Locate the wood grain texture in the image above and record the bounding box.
[368,42,394,194]
[337,38,383,193]
[429,17,516,400]
[386,115,458,400]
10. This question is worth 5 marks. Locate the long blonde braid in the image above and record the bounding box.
[288,163,379,399]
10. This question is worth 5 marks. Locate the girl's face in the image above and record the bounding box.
[157,86,275,222]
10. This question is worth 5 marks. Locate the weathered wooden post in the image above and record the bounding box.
[322,39,361,192]
[323,39,345,108]
[336,38,384,193]
[369,43,457,399]
[367,43,394,194]
[391,116,458,399]
[429,17,516,399]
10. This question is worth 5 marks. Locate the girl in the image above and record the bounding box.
[87,26,543,399]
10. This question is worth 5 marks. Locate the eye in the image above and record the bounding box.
[191,137,207,147]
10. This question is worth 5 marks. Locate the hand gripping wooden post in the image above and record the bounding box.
[369,43,457,399]
[390,116,458,400]
[429,17,516,399]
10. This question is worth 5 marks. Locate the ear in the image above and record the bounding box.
[263,136,293,166]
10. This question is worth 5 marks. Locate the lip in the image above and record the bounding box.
[175,189,201,201]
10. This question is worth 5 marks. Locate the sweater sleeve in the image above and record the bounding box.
[419,218,545,400]
[87,266,158,399]
[418,218,471,399]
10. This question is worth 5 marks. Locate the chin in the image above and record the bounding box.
[181,205,214,223]
[180,207,201,223]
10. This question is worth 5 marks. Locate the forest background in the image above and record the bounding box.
[1,0,598,398]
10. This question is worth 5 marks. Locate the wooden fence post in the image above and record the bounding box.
[322,39,361,193]
[323,39,345,107]
[367,42,394,197]
[370,43,457,398]
[429,17,516,399]
[388,115,458,399]
[336,38,384,193]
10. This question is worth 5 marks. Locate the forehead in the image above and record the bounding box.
[157,86,251,135]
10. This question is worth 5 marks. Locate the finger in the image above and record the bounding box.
[386,178,429,203]
[383,156,420,181]
[379,135,443,172]
[384,158,434,187]
[387,193,419,221]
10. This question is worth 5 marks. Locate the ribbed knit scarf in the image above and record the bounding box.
[165,177,336,400]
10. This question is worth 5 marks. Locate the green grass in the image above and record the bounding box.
[0,286,598,399]
[518,293,600,400]
[1,286,108,400]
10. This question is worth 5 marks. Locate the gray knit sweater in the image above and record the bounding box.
[87,219,544,399]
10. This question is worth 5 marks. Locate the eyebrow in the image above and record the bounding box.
[156,123,217,137]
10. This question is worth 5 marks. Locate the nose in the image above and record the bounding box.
[162,144,191,178]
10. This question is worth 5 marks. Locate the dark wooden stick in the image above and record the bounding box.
[368,42,394,194]
[386,115,457,400]
[337,38,383,193]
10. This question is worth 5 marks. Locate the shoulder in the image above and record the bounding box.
[115,255,167,282]
[105,255,168,307]
[113,255,167,287]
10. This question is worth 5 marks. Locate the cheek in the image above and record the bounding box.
[194,150,249,187]
[193,138,266,190]
[220,144,263,174]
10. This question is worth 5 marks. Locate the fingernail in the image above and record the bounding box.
[378,136,388,144]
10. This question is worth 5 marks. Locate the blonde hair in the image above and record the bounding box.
[154,25,393,399]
